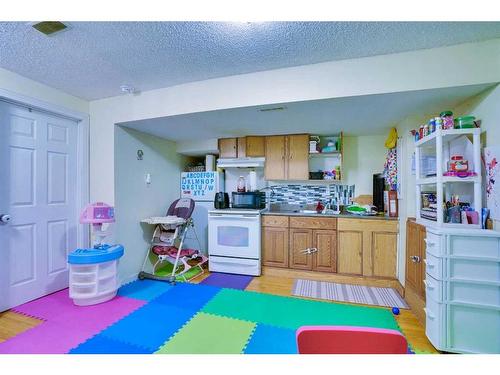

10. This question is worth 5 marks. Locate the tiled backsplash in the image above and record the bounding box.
[267,184,355,205]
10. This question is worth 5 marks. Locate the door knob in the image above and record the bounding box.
[0,214,12,224]
[410,255,421,263]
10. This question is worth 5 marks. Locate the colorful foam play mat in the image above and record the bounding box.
[0,280,417,354]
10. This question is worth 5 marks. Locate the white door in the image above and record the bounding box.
[0,101,79,312]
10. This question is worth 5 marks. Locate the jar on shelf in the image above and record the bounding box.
[440,111,454,130]
[448,155,469,172]
[434,117,443,131]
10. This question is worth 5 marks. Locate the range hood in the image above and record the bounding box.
[217,157,265,168]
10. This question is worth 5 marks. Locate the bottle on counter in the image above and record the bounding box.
[237,176,246,192]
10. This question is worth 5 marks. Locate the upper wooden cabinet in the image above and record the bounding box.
[218,136,265,158]
[265,134,309,180]
[406,219,426,298]
[218,138,238,158]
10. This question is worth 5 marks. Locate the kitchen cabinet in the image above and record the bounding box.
[337,218,398,278]
[218,138,238,158]
[289,228,314,270]
[262,215,289,268]
[289,217,337,272]
[337,230,363,275]
[265,134,309,180]
[406,219,426,298]
[218,136,265,158]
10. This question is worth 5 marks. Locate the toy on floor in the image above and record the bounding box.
[296,326,408,354]
[139,198,207,284]
[392,307,400,315]
[67,202,124,306]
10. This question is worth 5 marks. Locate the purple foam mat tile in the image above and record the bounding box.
[12,288,145,324]
[199,272,253,290]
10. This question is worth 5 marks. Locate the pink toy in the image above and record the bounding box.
[80,202,115,247]
[296,326,408,354]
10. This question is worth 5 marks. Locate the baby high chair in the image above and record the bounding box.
[139,198,207,284]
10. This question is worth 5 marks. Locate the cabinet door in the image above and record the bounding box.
[372,232,398,278]
[246,136,265,157]
[237,137,247,158]
[287,134,309,180]
[262,227,289,268]
[312,230,337,273]
[417,225,426,298]
[406,220,425,296]
[289,228,313,270]
[265,136,286,180]
[218,138,237,158]
[337,230,363,275]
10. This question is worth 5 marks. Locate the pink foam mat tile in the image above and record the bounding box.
[12,288,145,324]
[2,290,146,354]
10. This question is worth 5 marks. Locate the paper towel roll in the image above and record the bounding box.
[205,154,215,171]
[248,170,257,191]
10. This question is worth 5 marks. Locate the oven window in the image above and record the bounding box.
[217,226,249,247]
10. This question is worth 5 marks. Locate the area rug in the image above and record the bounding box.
[199,272,253,290]
[292,279,409,309]
[0,279,408,354]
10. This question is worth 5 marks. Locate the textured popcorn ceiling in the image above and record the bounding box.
[1,21,500,100]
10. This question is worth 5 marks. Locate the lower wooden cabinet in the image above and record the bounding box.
[337,230,363,275]
[262,226,289,268]
[289,229,313,270]
[405,219,426,298]
[289,228,337,272]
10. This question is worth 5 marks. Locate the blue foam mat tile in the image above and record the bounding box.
[69,335,152,354]
[117,279,173,301]
[243,324,298,354]
[99,301,197,351]
[152,282,221,311]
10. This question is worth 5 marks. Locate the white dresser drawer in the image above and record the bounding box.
[450,257,500,283]
[447,304,500,353]
[424,232,443,256]
[449,281,500,307]
[425,252,443,280]
[424,274,444,302]
[425,295,445,350]
[449,236,500,258]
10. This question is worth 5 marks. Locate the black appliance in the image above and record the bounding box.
[373,173,385,213]
[231,191,266,209]
[214,192,230,209]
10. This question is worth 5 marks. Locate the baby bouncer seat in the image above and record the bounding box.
[139,198,207,284]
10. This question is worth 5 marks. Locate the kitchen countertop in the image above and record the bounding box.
[261,209,398,220]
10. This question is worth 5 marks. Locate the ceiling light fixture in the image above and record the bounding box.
[259,106,286,112]
[120,85,136,95]
[32,21,68,36]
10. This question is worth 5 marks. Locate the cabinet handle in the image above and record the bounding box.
[410,255,421,263]
[300,248,317,255]
[423,280,434,290]
[423,259,435,268]
[424,239,436,247]
[423,308,435,320]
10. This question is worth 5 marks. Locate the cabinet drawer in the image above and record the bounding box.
[449,281,500,307]
[425,252,443,280]
[424,274,444,302]
[289,216,336,230]
[424,232,443,256]
[449,236,500,258]
[448,304,500,353]
[449,257,500,283]
[262,215,289,228]
[424,295,445,350]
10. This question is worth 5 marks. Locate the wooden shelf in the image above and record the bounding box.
[309,151,341,157]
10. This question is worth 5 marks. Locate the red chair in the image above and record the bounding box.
[296,326,408,354]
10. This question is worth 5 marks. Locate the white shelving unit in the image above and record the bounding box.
[415,128,482,229]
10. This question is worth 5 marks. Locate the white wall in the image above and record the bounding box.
[114,126,186,282]
[89,39,500,205]
[0,67,88,114]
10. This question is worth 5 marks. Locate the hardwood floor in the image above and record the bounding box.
[0,270,438,353]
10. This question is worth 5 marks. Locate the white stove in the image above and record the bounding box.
[208,207,263,276]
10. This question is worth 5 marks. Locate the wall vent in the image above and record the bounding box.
[259,106,286,112]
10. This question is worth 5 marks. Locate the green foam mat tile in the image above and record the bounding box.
[201,288,399,331]
[155,312,256,354]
